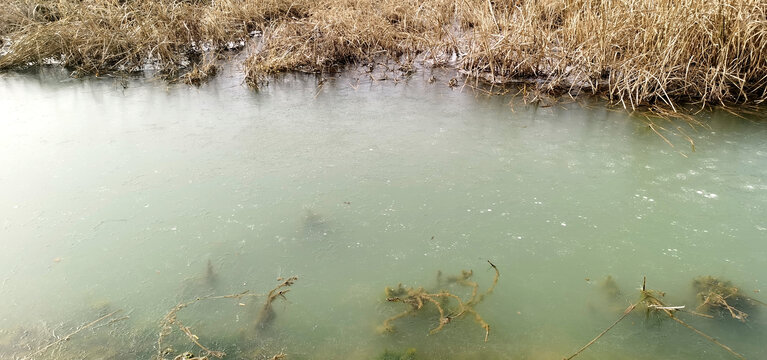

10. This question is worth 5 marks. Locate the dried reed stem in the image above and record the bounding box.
[564,303,637,360]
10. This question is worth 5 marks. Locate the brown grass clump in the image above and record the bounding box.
[460,0,767,109]
[182,59,217,86]
[0,0,298,78]
[1,0,766,109]
[243,0,455,86]
[243,0,767,109]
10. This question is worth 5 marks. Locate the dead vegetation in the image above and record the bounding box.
[380,261,499,342]
[0,0,274,78]
[693,275,766,322]
[0,0,765,109]
[254,276,299,331]
[0,267,298,360]
[567,276,754,360]
[156,277,298,360]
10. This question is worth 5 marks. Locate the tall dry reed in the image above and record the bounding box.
[458,0,767,109]
[1,0,766,108]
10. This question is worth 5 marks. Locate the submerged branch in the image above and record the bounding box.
[669,316,745,360]
[565,303,637,360]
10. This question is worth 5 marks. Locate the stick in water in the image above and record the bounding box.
[564,303,637,360]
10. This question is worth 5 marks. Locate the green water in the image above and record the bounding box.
[1,69,766,359]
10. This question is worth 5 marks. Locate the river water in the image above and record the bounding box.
[1,69,766,359]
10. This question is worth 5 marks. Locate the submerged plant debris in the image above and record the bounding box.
[692,275,763,322]
[254,276,299,331]
[380,261,499,342]
[0,0,766,109]
[567,277,749,360]
[156,276,298,360]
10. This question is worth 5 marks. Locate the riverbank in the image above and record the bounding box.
[1,0,766,110]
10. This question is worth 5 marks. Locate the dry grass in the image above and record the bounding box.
[462,0,767,109]
[0,0,296,77]
[1,0,766,108]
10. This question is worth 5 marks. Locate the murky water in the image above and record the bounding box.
[1,69,766,359]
